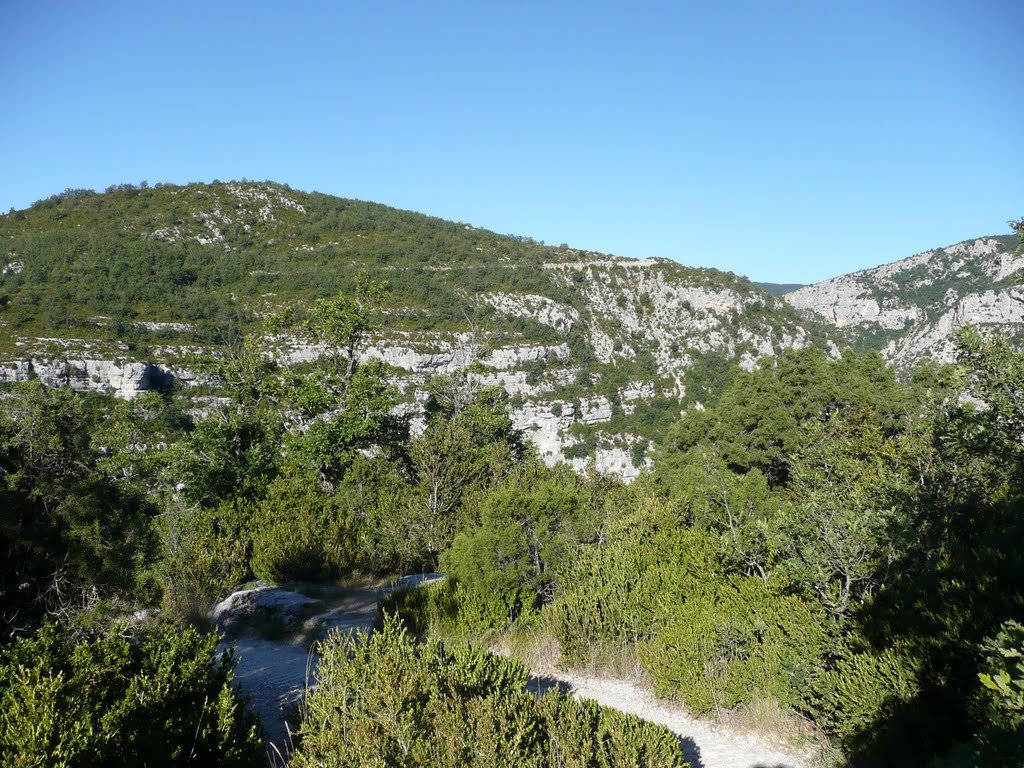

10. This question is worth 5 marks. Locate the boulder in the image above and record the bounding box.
[210,586,317,630]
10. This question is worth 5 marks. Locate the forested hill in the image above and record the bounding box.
[0,181,832,477]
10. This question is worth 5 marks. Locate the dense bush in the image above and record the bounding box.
[159,500,253,623]
[439,462,605,630]
[551,496,720,668]
[249,474,356,583]
[655,346,930,488]
[292,615,688,767]
[0,623,260,767]
[640,576,825,714]
[0,382,160,640]
[385,577,539,638]
[549,490,828,715]
[808,644,920,743]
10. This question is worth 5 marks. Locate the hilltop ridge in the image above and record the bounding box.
[0,181,833,478]
[784,233,1024,368]
[3,181,1018,477]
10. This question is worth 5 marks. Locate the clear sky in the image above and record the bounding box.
[2,1,1021,283]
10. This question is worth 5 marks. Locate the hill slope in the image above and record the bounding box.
[784,235,1024,368]
[0,181,836,478]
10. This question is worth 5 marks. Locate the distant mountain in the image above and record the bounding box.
[754,282,805,296]
[784,235,1024,368]
[0,181,835,478]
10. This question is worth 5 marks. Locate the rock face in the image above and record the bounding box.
[6,227,1019,479]
[537,259,814,389]
[785,236,1024,368]
[0,358,156,398]
[0,251,823,479]
[203,242,816,479]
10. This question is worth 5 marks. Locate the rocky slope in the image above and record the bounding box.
[0,181,837,479]
[11,186,1022,475]
[785,235,1024,368]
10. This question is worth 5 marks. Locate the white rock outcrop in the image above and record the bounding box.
[481,292,579,332]
[210,586,317,631]
[0,358,155,399]
[784,236,1023,368]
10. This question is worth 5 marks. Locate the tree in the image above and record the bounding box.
[273,272,391,406]
[441,464,590,625]
[0,383,156,641]
[404,376,525,565]
[656,347,911,488]
[774,411,924,620]
[272,277,409,490]
[666,448,777,582]
[954,326,1024,470]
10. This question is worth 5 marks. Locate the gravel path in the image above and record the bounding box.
[538,670,812,768]
[223,582,815,768]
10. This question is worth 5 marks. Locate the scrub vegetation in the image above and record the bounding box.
[1,191,1022,766]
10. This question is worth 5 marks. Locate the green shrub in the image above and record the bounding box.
[0,623,260,767]
[546,694,689,767]
[385,578,536,637]
[439,465,598,630]
[810,645,920,743]
[978,619,1024,726]
[932,620,1024,765]
[159,500,253,624]
[382,579,457,637]
[249,474,355,582]
[0,382,160,640]
[550,500,721,668]
[291,615,688,767]
[640,576,826,714]
[443,471,584,587]
[551,535,667,667]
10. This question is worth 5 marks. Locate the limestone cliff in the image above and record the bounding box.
[785,236,1023,368]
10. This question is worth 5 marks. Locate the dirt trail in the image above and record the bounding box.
[223,582,815,767]
[537,670,812,768]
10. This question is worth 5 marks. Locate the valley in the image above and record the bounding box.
[2,183,1022,767]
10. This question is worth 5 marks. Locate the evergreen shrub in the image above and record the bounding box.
[249,475,355,583]
[0,624,260,767]
[640,576,826,714]
[292,615,688,767]
[809,645,920,743]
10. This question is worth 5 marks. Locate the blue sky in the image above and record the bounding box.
[2,1,1021,283]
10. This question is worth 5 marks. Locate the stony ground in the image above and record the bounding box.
[219,583,816,768]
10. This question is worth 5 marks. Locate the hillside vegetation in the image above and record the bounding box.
[0,181,834,476]
[0,181,815,350]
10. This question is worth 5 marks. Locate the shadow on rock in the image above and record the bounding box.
[525,674,572,697]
